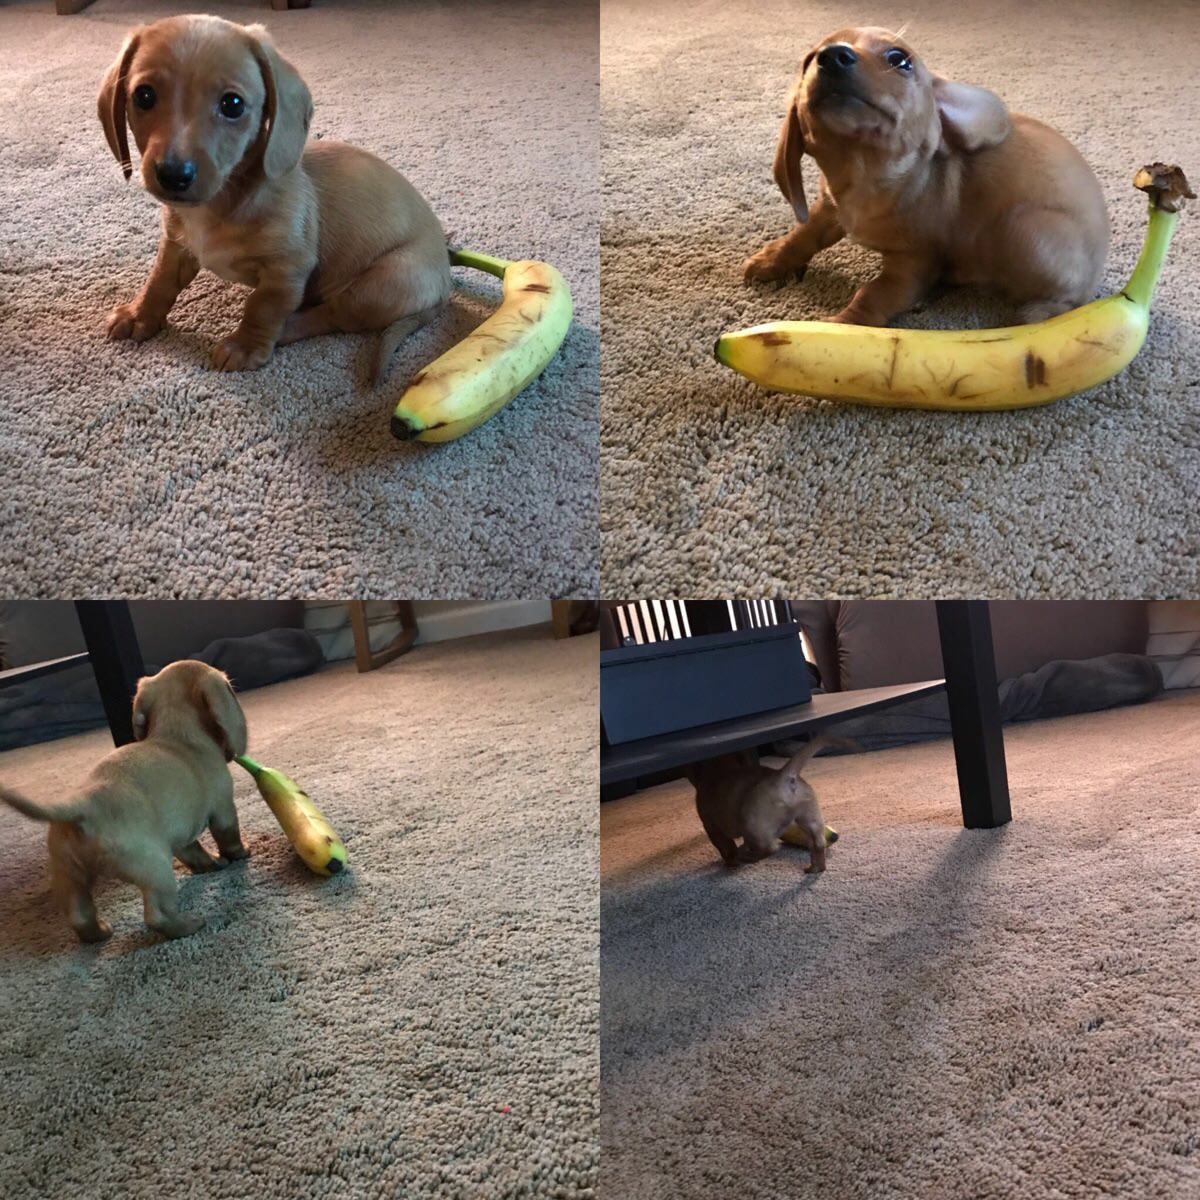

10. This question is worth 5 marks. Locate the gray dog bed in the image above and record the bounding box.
[0,628,325,751]
[793,653,1165,753]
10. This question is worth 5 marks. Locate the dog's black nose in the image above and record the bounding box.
[155,159,196,194]
[817,44,858,73]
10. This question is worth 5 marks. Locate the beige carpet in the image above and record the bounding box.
[0,0,598,598]
[600,0,1200,597]
[0,629,599,1198]
[601,691,1200,1198]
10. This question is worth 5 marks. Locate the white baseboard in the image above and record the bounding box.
[412,600,552,644]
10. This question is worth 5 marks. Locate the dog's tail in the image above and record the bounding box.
[371,304,444,386]
[780,734,858,778]
[0,784,89,824]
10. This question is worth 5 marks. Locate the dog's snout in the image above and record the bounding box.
[155,159,197,194]
[817,44,858,73]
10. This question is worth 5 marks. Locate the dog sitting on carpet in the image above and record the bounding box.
[98,14,450,377]
[687,736,850,871]
[0,660,249,943]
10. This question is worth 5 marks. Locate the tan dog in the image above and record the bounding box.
[98,14,451,376]
[744,27,1109,325]
[0,661,249,943]
[687,736,848,871]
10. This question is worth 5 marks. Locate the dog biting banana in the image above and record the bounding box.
[390,249,573,442]
[235,755,347,877]
[716,163,1193,411]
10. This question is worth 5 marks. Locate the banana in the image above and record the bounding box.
[235,755,347,877]
[716,163,1193,411]
[781,823,839,849]
[390,249,573,442]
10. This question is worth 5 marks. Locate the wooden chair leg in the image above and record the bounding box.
[348,601,418,673]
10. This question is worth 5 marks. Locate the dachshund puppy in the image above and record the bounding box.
[744,27,1109,326]
[98,15,451,375]
[0,661,249,943]
[687,736,848,871]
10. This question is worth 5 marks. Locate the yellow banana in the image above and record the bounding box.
[235,755,347,877]
[717,163,1193,411]
[391,249,573,442]
[781,824,839,849]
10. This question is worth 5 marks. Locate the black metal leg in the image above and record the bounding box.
[935,600,1011,829]
[75,602,145,747]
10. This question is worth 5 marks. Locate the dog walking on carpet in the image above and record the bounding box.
[688,736,851,871]
[0,661,250,943]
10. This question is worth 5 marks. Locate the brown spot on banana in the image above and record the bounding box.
[523,283,552,294]
[1024,352,1048,388]
[754,331,791,347]
[887,337,900,387]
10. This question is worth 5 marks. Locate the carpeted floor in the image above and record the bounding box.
[599,0,1200,597]
[601,691,1200,1199]
[0,628,599,1199]
[0,0,598,598]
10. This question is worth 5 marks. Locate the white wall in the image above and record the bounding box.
[411,600,553,643]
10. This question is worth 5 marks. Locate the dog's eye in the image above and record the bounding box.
[218,92,246,120]
[132,85,156,111]
[884,48,913,71]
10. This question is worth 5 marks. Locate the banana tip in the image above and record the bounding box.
[326,856,345,875]
[713,336,729,365]
[390,413,420,441]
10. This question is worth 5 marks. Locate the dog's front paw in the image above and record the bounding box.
[211,335,273,372]
[107,303,165,343]
[223,843,250,862]
[743,247,807,286]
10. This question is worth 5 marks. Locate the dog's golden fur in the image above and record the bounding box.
[744,26,1109,325]
[98,14,450,376]
[688,737,847,871]
[0,661,249,943]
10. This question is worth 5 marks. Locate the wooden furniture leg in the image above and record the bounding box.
[935,600,1012,829]
[551,601,573,640]
[74,601,146,747]
[348,601,418,673]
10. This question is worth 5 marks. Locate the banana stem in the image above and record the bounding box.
[450,248,512,278]
[233,754,261,778]
[1121,203,1177,311]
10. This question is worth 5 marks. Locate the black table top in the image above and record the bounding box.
[600,680,946,785]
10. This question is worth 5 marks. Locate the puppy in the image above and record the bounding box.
[98,15,451,376]
[0,661,249,943]
[744,27,1109,326]
[687,736,848,871]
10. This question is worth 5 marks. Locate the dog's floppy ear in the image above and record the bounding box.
[97,29,142,181]
[933,77,1011,153]
[131,674,155,740]
[191,670,248,763]
[246,25,313,181]
[773,89,809,223]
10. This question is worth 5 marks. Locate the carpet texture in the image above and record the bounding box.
[601,691,1200,1199]
[0,0,598,598]
[0,628,599,1199]
[600,0,1200,597]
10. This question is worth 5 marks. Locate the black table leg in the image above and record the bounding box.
[935,600,1011,829]
[75,602,145,747]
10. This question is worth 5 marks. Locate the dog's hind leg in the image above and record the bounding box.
[50,861,111,943]
[128,854,204,939]
[48,827,111,943]
[278,242,452,382]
